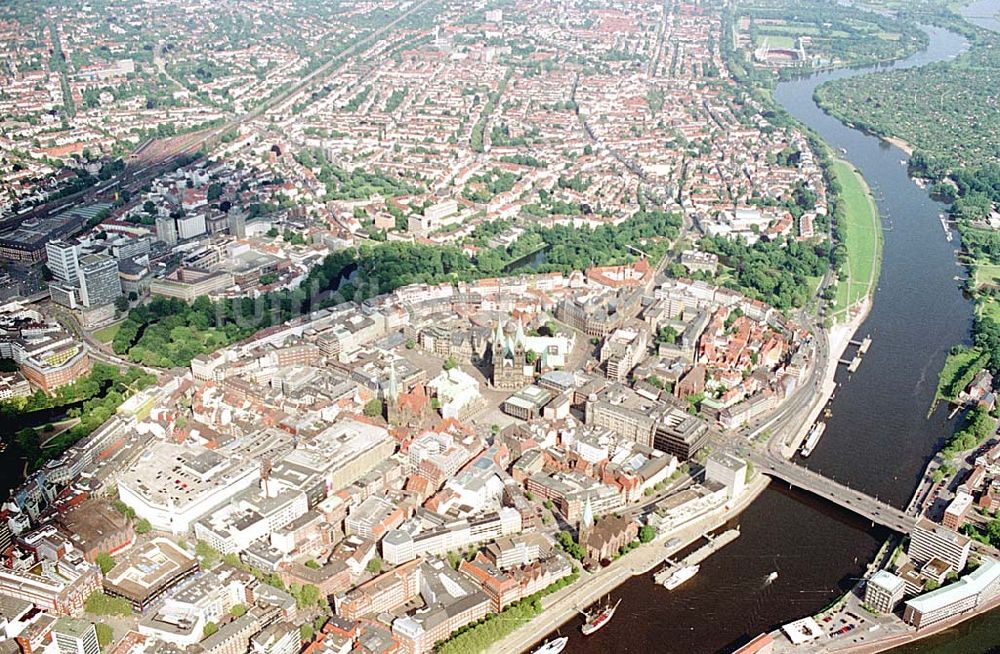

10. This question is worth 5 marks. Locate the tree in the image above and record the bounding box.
[299,624,314,642]
[196,540,220,568]
[84,591,132,617]
[231,603,247,617]
[112,499,136,520]
[367,556,383,574]
[639,525,656,543]
[115,296,129,313]
[289,583,322,609]
[203,622,218,638]
[95,623,114,648]
[304,559,321,570]
[363,398,383,418]
[135,518,152,535]
[96,552,115,575]
[656,325,678,345]
[987,514,1000,548]
[443,356,458,370]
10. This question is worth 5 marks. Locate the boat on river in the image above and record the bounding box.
[800,422,826,457]
[662,565,700,590]
[532,637,568,654]
[581,598,621,635]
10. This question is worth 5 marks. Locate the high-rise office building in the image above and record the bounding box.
[155,215,178,246]
[46,239,80,286]
[52,617,100,654]
[908,518,972,574]
[176,213,206,240]
[78,254,121,308]
[228,211,247,238]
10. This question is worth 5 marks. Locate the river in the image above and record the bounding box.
[536,15,995,654]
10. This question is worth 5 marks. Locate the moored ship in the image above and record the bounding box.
[581,598,621,635]
[661,564,699,590]
[532,636,568,654]
[800,422,826,457]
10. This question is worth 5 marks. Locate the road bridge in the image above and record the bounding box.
[748,452,915,533]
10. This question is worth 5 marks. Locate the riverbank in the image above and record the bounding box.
[882,136,914,157]
[781,298,870,459]
[487,473,771,654]
[771,584,1000,654]
[830,158,882,320]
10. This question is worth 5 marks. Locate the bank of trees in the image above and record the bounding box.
[112,205,682,370]
[700,235,830,310]
[113,297,240,368]
[940,405,996,458]
[11,364,155,471]
[435,568,579,654]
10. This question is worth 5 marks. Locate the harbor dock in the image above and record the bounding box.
[653,527,742,585]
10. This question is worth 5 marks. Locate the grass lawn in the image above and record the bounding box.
[830,160,881,319]
[974,263,1000,289]
[806,275,824,298]
[981,298,1000,323]
[758,23,823,36]
[754,34,796,49]
[92,321,123,344]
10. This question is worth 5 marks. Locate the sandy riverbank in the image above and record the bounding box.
[486,474,771,654]
[882,136,914,157]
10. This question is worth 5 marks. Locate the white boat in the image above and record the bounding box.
[662,564,699,590]
[532,637,568,654]
[581,598,621,635]
[766,571,779,584]
[800,422,826,457]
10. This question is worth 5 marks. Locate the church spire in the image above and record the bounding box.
[386,361,399,401]
[582,496,594,530]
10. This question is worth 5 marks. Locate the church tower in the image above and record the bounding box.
[579,496,595,546]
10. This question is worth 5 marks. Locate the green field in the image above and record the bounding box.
[974,263,1000,289]
[980,298,1000,324]
[754,34,796,49]
[830,160,881,319]
[92,321,123,344]
[757,23,823,36]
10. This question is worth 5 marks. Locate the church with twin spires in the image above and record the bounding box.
[490,318,535,390]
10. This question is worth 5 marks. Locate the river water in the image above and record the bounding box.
[538,16,997,654]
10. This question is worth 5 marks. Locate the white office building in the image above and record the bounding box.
[52,618,100,654]
[381,508,522,565]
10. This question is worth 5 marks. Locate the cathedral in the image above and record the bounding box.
[491,318,535,390]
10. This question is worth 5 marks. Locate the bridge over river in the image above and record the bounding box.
[747,452,916,533]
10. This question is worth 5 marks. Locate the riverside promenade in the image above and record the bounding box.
[485,473,771,654]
